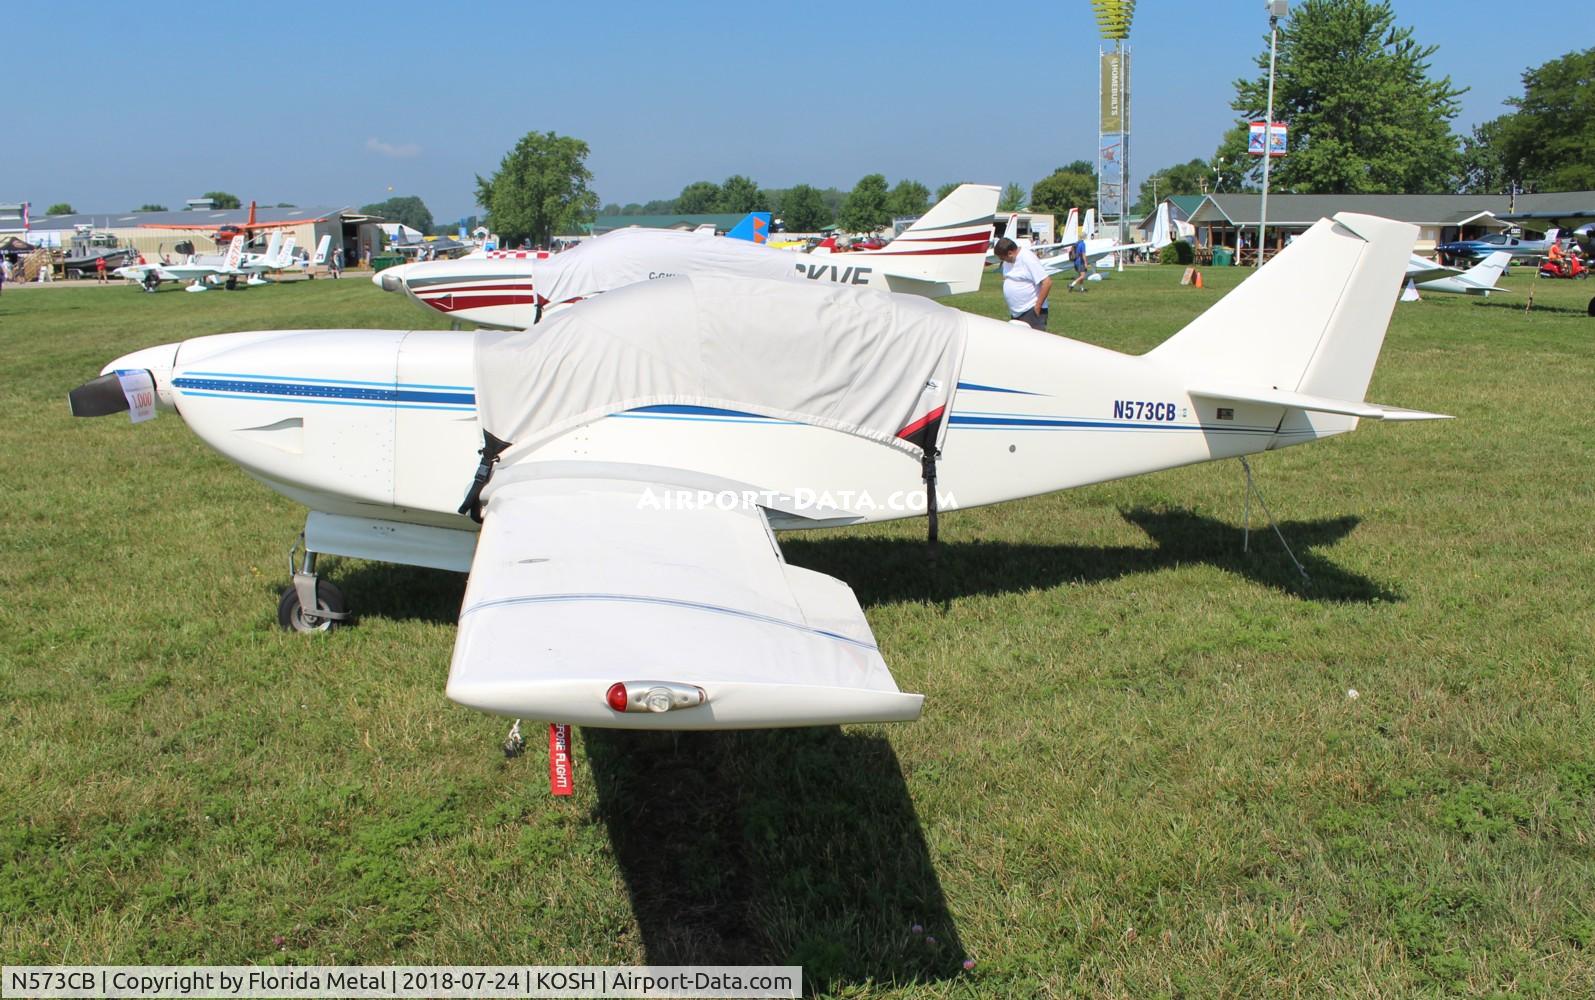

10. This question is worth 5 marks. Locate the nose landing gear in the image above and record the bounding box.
[277,537,352,632]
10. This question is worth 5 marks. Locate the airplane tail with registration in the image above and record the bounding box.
[312,234,332,266]
[1150,212,1449,436]
[222,236,245,271]
[279,236,298,268]
[262,232,284,266]
[850,182,999,295]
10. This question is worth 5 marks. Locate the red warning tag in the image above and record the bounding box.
[548,723,573,796]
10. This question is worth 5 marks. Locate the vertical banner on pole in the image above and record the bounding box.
[1098,134,1124,217]
[1098,48,1131,231]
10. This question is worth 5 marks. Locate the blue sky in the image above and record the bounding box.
[8,2,1570,222]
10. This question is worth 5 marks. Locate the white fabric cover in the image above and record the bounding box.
[529,227,800,305]
[474,273,968,465]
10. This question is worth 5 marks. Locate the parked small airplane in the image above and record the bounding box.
[144,200,304,247]
[1404,251,1512,296]
[114,233,297,291]
[1434,228,1559,266]
[72,212,1443,731]
[374,184,1000,328]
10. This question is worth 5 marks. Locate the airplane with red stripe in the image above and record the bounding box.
[374,184,1000,329]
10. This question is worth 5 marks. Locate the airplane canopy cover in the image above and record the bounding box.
[529,228,799,305]
[474,273,968,465]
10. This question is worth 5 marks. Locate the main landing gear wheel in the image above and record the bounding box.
[277,578,348,633]
[1587,295,1594,317]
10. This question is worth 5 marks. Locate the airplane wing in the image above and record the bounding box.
[1406,254,1461,285]
[446,470,922,730]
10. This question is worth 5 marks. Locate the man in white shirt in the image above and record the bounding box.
[994,237,1052,330]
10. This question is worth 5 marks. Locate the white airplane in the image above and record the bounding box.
[114,233,298,292]
[71,212,1444,731]
[1027,207,1151,272]
[374,184,1001,328]
[1404,251,1512,297]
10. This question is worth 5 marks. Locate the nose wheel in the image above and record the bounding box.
[277,538,352,632]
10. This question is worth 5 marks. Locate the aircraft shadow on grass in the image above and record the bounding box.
[583,727,966,988]
[783,507,1399,607]
[321,507,1396,628]
[1472,297,1591,317]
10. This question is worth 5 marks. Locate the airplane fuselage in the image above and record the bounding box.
[107,317,1328,570]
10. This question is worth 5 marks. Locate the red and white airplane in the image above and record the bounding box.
[373,184,1000,329]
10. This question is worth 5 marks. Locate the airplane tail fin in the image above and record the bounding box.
[725,212,771,244]
[1084,209,1098,239]
[810,234,837,255]
[223,235,245,271]
[855,183,999,295]
[312,234,332,265]
[279,235,297,267]
[1060,208,1080,245]
[263,231,283,264]
[1460,250,1510,289]
[1149,202,1173,250]
[1150,213,1417,410]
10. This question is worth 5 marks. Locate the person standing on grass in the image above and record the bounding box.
[1068,235,1090,292]
[994,236,1052,331]
[95,254,108,284]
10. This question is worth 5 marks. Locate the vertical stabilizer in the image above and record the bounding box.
[1150,212,1416,402]
[855,183,998,294]
[223,236,245,271]
[312,234,332,265]
[1460,250,1510,289]
[1060,208,1080,245]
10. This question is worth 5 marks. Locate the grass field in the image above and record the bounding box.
[2,265,1593,997]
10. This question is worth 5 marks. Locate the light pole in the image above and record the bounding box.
[1256,0,1286,267]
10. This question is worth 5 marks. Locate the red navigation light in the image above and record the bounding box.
[606,683,628,712]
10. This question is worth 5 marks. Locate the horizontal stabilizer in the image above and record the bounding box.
[1189,384,1451,421]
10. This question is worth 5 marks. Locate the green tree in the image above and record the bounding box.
[1225,0,1463,193]
[202,191,242,209]
[886,179,930,217]
[716,175,764,213]
[1029,165,1095,216]
[45,202,74,215]
[837,174,891,232]
[601,202,622,216]
[360,195,435,233]
[1468,47,1595,192]
[998,182,1026,212]
[780,184,830,232]
[936,181,970,201]
[1130,158,1213,215]
[474,131,599,246]
[135,203,168,212]
[675,181,721,214]
[273,202,297,208]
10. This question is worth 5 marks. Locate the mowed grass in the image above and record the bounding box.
[1,265,1593,997]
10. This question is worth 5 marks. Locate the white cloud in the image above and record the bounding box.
[366,137,421,159]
